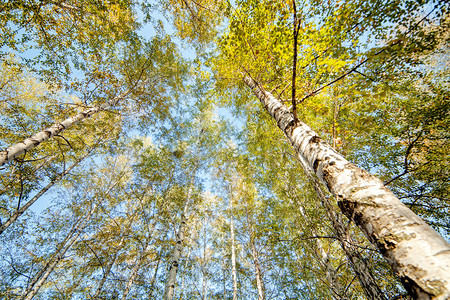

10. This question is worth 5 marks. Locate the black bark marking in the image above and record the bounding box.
[285,119,296,134]
[337,199,355,220]
[313,158,321,173]
[272,106,282,118]
[43,130,52,137]
[322,167,333,192]
[309,135,321,144]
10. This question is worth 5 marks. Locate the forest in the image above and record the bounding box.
[0,0,449,299]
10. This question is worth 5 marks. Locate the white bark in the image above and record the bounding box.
[244,205,265,300]
[163,175,195,300]
[250,239,265,300]
[244,76,450,299]
[314,236,344,299]
[0,89,130,167]
[296,153,385,299]
[163,130,203,300]
[230,198,238,300]
[298,203,345,298]
[0,149,92,235]
[121,242,151,299]
[149,251,162,298]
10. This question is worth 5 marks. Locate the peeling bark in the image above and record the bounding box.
[297,153,386,300]
[244,76,450,300]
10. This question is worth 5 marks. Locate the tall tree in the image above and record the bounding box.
[206,0,450,297]
[163,130,203,300]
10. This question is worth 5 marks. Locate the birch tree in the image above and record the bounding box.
[1,0,449,298]
[241,76,450,298]
[205,0,450,298]
[163,130,203,300]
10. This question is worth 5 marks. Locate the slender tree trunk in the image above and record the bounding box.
[314,234,344,299]
[163,130,203,300]
[243,76,450,299]
[244,205,265,300]
[0,88,130,167]
[229,198,238,300]
[202,271,208,300]
[121,241,151,299]
[163,175,195,300]
[298,204,345,298]
[201,223,208,300]
[0,149,93,235]
[21,203,97,300]
[179,243,192,300]
[250,237,265,300]
[313,176,386,300]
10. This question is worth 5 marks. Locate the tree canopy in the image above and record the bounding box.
[0,0,449,299]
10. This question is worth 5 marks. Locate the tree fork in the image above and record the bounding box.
[243,76,450,300]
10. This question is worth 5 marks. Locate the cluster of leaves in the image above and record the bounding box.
[0,0,448,299]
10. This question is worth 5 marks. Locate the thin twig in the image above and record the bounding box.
[291,1,300,125]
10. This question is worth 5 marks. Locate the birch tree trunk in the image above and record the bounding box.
[295,153,386,299]
[163,174,196,300]
[314,179,386,300]
[163,130,203,300]
[0,148,93,235]
[243,76,450,299]
[314,235,344,299]
[250,239,265,300]
[121,241,151,299]
[179,243,193,300]
[229,197,238,300]
[21,203,97,300]
[149,250,162,299]
[0,88,130,167]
